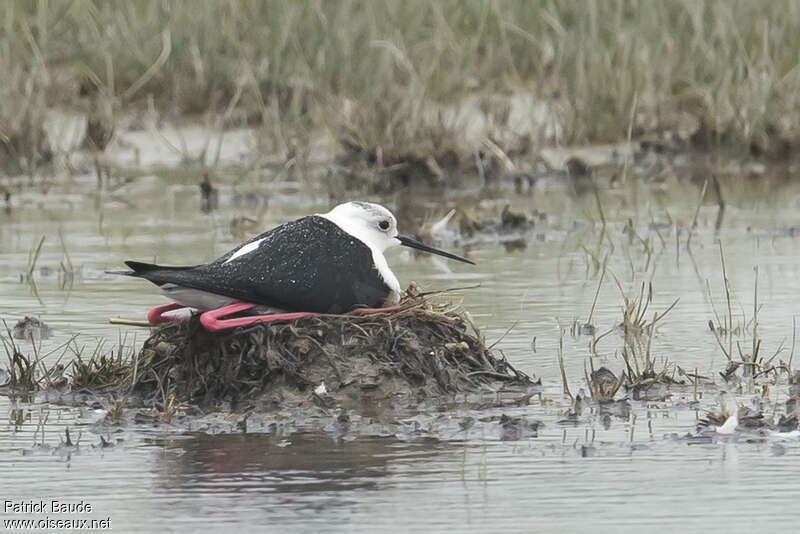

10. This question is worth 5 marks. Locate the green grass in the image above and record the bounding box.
[2,0,800,172]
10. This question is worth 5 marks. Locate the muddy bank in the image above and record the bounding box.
[4,103,793,204]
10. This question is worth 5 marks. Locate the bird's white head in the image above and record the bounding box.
[319,201,474,264]
[319,201,399,253]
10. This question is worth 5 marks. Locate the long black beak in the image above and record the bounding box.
[397,235,475,265]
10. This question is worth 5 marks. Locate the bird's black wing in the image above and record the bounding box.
[122,216,391,313]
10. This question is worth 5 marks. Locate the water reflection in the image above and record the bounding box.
[151,433,451,494]
[146,431,464,524]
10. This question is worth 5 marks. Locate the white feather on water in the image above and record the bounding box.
[715,412,739,435]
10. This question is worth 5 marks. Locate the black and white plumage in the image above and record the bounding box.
[116,201,473,314]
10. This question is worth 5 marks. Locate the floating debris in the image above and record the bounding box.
[497,413,541,441]
[714,412,739,435]
[699,402,784,434]
[576,323,596,337]
[424,205,543,250]
[777,413,798,433]
[587,366,621,402]
[11,316,53,341]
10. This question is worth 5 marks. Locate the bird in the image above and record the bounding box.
[115,201,474,314]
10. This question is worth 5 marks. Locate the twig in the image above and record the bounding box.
[719,241,733,359]
[686,178,708,251]
[586,261,606,325]
[790,316,797,371]
[488,321,518,350]
[108,318,153,327]
[558,330,573,401]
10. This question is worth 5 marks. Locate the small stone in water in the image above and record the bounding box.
[12,316,53,341]
[579,323,596,336]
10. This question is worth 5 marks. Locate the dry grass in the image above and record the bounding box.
[3,1,800,176]
[71,350,130,392]
[586,280,680,398]
[617,282,679,387]
[708,245,791,382]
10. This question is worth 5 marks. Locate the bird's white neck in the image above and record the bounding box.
[318,209,401,305]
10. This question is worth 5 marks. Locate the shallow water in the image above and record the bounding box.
[2,163,800,532]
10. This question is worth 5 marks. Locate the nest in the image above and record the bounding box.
[131,293,533,411]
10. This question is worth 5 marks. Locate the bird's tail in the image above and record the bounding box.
[106,261,196,277]
[125,260,161,272]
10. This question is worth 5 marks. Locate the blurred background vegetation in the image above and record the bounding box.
[2,0,800,175]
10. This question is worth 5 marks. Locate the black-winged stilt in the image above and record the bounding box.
[115,201,474,330]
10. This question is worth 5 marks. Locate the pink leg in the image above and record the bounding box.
[199,302,319,332]
[147,302,186,325]
[148,301,407,332]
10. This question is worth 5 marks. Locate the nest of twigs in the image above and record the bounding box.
[130,292,533,410]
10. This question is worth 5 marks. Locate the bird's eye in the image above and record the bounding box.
[378,220,390,231]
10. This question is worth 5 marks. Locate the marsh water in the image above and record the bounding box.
[2,156,800,532]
